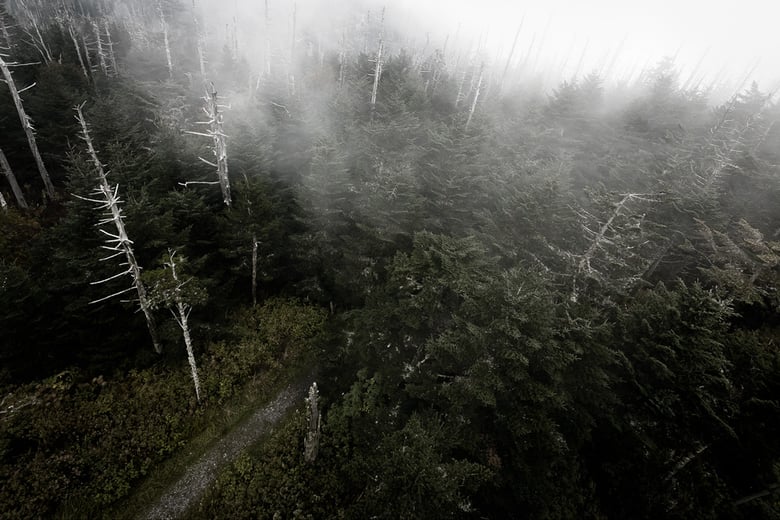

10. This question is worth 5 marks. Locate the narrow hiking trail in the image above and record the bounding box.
[141,379,311,519]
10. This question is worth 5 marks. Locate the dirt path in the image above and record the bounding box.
[140,378,311,519]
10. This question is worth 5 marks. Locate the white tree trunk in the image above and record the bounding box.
[304,382,321,463]
[177,300,201,402]
[192,10,207,77]
[369,39,383,114]
[499,22,523,93]
[92,20,109,75]
[80,31,94,72]
[66,22,90,78]
[252,234,258,306]
[75,104,162,354]
[0,55,55,198]
[167,251,202,403]
[288,3,296,95]
[264,0,272,77]
[103,20,118,75]
[182,86,231,206]
[0,14,13,50]
[0,147,27,209]
[20,8,52,64]
[158,1,173,79]
[0,190,7,211]
[206,85,231,206]
[465,63,484,129]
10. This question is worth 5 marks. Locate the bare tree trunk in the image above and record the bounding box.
[304,382,321,463]
[75,104,162,354]
[178,300,201,402]
[664,444,709,482]
[80,31,94,72]
[337,48,345,88]
[0,147,27,209]
[182,85,231,206]
[0,191,7,211]
[368,8,385,117]
[158,1,173,79]
[288,2,296,94]
[66,22,90,78]
[0,13,13,51]
[207,86,231,206]
[369,39,383,115]
[0,55,55,198]
[103,20,118,75]
[192,9,207,77]
[264,0,271,77]
[455,66,467,108]
[465,62,484,129]
[251,234,258,306]
[19,5,52,64]
[499,21,523,93]
[166,251,202,403]
[337,30,346,89]
[92,20,109,75]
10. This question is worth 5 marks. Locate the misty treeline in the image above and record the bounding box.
[1,0,779,518]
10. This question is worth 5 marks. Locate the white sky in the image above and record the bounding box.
[215,0,780,97]
[396,0,780,93]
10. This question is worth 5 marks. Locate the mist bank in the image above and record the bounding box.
[6,0,777,104]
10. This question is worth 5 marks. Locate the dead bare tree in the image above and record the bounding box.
[80,28,94,71]
[454,62,468,108]
[191,3,207,78]
[74,103,162,354]
[304,382,321,463]
[337,29,346,89]
[368,8,385,118]
[59,13,89,78]
[158,0,173,79]
[571,192,664,301]
[288,2,297,96]
[0,147,27,209]
[102,19,118,75]
[264,0,272,77]
[183,84,231,206]
[91,19,109,75]
[0,53,55,199]
[251,235,260,305]
[151,250,203,403]
[0,7,14,51]
[499,21,523,93]
[465,62,484,129]
[17,0,52,64]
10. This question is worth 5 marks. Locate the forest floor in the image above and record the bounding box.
[139,377,311,520]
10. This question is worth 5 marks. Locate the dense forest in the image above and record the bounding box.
[1,0,780,518]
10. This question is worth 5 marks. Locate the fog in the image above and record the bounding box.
[196,0,779,100]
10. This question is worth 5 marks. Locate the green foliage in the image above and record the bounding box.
[144,253,208,311]
[202,299,327,403]
[0,299,327,518]
[2,6,780,519]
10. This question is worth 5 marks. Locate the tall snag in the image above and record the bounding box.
[158,0,173,79]
[304,382,321,463]
[74,103,162,354]
[0,147,27,209]
[184,83,231,206]
[59,13,89,78]
[368,7,385,118]
[465,62,484,129]
[0,53,55,198]
[147,250,205,403]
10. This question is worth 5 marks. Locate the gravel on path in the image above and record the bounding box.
[141,378,311,520]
